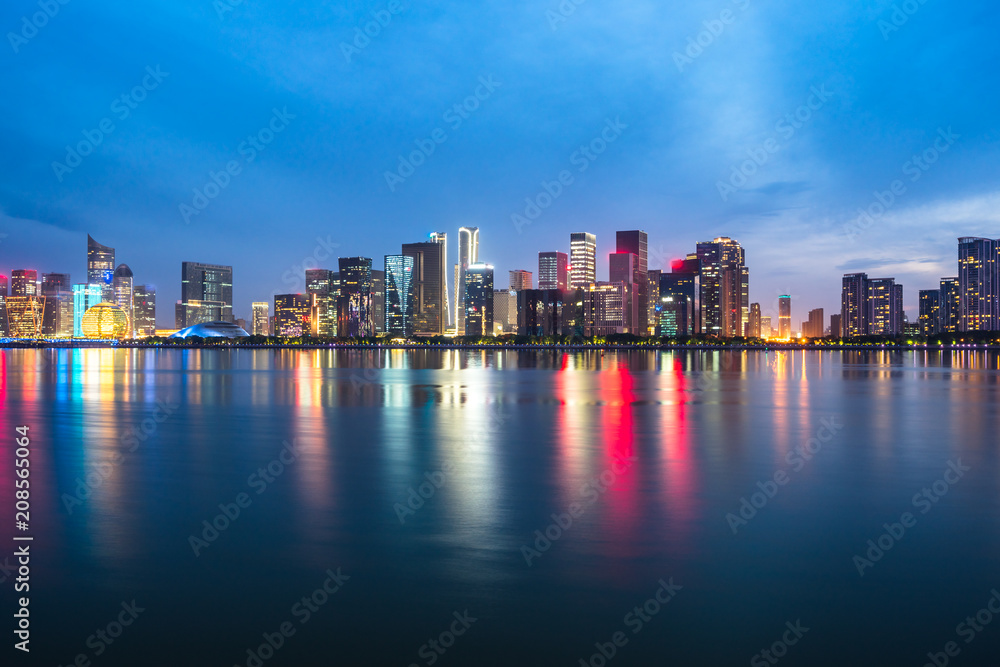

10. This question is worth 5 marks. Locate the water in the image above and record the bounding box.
[1,348,999,666]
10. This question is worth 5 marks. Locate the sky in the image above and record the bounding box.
[1,0,999,327]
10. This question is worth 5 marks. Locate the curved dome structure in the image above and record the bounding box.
[114,263,133,279]
[81,303,129,339]
[170,321,250,339]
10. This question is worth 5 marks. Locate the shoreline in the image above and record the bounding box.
[2,342,999,352]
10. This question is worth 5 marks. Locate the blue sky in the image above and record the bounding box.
[2,0,998,326]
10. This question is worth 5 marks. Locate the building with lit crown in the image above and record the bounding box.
[464,263,494,337]
[570,232,596,289]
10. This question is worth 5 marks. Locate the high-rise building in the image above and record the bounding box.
[803,308,824,338]
[538,252,568,291]
[337,257,374,338]
[113,264,134,337]
[493,289,518,334]
[617,230,648,335]
[41,273,72,338]
[371,269,385,334]
[740,266,750,336]
[464,263,494,337]
[610,251,641,333]
[748,302,762,338]
[251,302,270,336]
[958,237,998,331]
[517,290,568,336]
[761,315,774,337]
[87,235,115,300]
[867,278,901,335]
[696,237,747,337]
[842,273,868,337]
[133,285,156,336]
[385,255,415,336]
[509,270,532,292]
[646,269,661,336]
[274,294,311,337]
[659,272,698,337]
[305,269,337,336]
[11,269,38,297]
[452,227,479,334]
[830,314,842,338]
[0,275,7,295]
[570,232,597,288]
[402,236,448,336]
[178,262,233,327]
[73,284,103,337]
[919,290,941,336]
[6,297,45,338]
[940,277,961,333]
[778,295,792,338]
[584,283,629,336]
[0,275,8,337]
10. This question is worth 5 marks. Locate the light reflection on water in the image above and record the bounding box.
[0,348,998,666]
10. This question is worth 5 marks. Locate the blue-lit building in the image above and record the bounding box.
[385,254,415,336]
[73,284,103,338]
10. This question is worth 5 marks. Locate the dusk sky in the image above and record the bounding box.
[2,0,998,326]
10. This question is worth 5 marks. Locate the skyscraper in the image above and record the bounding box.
[0,275,7,295]
[385,255,415,336]
[11,270,38,296]
[87,235,115,300]
[251,302,270,336]
[617,230,648,334]
[133,285,157,336]
[842,273,868,337]
[0,274,8,337]
[305,269,337,336]
[867,278,901,335]
[178,262,233,327]
[464,263,494,337]
[509,270,532,292]
[73,284,103,337]
[958,237,998,331]
[274,294,311,337]
[6,297,45,338]
[659,272,698,337]
[940,277,961,333]
[113,264,134,337]
[371,269,385,334]
[778,295,791,338]
[583,283,628,336]
[830,314,842,338]
[538,251,568,291]
[697,238,747,337]
[646,269,661,336]
[41,273,72,338]
[337,257,374,338]
[609,252,640,333]
[748,302,762,338]
[570,232,597,288]
[402,236,448,336]
[803,308,824,338]
[919,290,941,336]
[493,289,517,334]
[454,227,479,334]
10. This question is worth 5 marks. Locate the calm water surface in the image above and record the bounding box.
[1,348,999,666]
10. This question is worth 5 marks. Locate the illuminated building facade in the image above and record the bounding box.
[570,232,596,289]
[11,269,38,296]
[454,227,479,334]
[659,272,698,337]
[73,283,103,337]
[251,302,270,336]
[87,235,116,301]
[696,237,747,337]
[939,277,961,333]
[178,262,233,327]
[385,255,415,336]
[133,285,157,336]
[609,251,641,333]
[748,302,762,338]
[958,237,998,331]
[402,236,448,336]
[616,230,648,334]
[646,269,661,337]
[41,273,73,337]
[584,282,629,336]
[538,251,568,291]
[6,296,45,338]
[841,273,868,337]
[305,269,337,336]
[493,290,517,334]
[802,308,824,338]
[337,257,374,338]
[274,294,311,337]
[81,303,129,339]
[778,295,792,338]
[113,264,134,337]
[517,289,567,336]
[919,290,941,336]
[867,278,901,335]
[371,269,385,334]
[464,263,494,337]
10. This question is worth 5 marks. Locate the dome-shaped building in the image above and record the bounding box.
[169,321,250,339]
[81,303,130,339]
